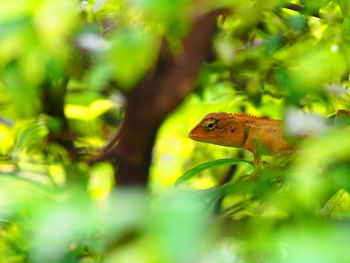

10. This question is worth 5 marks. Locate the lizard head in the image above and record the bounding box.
[189,112,246,148]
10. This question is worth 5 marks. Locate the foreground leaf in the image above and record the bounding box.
[176,158,253,185]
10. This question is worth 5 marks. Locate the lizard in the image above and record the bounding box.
[188,110,350,166]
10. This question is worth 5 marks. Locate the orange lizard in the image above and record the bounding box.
[189,110,350,165]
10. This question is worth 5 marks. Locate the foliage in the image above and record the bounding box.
[175,158,253,185]
[1,0,350,262]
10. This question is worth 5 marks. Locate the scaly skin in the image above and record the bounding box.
[189,113,293,158]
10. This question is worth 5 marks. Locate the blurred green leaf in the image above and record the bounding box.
[285,15,306,32]
[176,158,253,185]
[109,29,158,89]
[65,99,116,120]
[301,0,329,13]
[335,0,350,16]
[16,121,49,152]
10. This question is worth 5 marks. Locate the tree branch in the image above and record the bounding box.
[104,9,227,186]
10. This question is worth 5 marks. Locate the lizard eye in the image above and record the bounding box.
[202,118,218,131]
[204,122,216,131]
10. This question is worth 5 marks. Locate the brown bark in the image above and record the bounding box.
[104,9,227,186]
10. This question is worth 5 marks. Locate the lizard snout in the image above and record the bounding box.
[188,125,201,140]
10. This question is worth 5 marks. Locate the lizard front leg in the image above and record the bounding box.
[253,152,262,179]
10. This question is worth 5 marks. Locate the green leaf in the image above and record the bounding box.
[176,158,253,186]
[335,0,350,16]
[109,29,158,89]
[300,0,329,14]
[16,121,49,152]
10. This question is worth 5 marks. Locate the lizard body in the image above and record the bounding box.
[189,110,350,161]
[189,112,293,157]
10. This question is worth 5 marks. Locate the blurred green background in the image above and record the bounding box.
[1,0,350,262]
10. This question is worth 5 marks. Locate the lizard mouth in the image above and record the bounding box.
[188,132,198,139]
[188,125,224,140]
[188,134,200,140]
[188,133,224,140]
